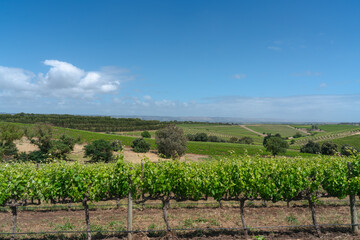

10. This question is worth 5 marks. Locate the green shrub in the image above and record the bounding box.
[300,141,320,154]
[132,138,150,153]
[187,134,195,141]
[194,133,208,142]
[141,131,151,138]
[111,140,123,151]
[293,132,302,138]
[340,145,358,157]
[155,125,187,158]
[208,135,219,142]
[321,142,338,155]
[264,136,288,156]
[238,137,254,145]
[84,139,113,162]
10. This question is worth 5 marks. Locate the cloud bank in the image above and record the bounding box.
[1,61,359,122]
[0,60,127,99]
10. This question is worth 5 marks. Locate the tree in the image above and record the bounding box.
[300,141,320,154]
[141,130,151,138]
[111,140,123,151]
[320,142,338,155]
[155,125,187,158]
[293,132,302,138]
[24,125,77,160]
[238,137,254,145]
[25,124,53,153]
[194,133,208,142]
[263,133,282,147]
[131,138,150,153]
[208,135,219,142]
[264,136,289,156]
[84,139,113,162]
[0,124,23,157]
[187,134,195,141]
[340,145,358,157]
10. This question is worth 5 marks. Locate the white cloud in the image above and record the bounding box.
[292,71,322,77]
[233,73,246,80]
[143,95,152,101]
[0,66,36,91]
[267,46,282,51]
[319,83,327,88]
[0,60,128,100]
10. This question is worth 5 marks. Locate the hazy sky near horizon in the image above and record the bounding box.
[1,0,360,122]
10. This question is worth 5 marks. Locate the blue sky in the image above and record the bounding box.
[0,0,360,122]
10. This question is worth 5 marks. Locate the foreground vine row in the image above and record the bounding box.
[1,155,359,239]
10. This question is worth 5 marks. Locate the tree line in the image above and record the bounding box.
[0,113,166,132]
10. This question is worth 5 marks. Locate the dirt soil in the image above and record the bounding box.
[14,139,208,163]
[122,147,208,164]
[0,203,357,239]
[14,137,38,153]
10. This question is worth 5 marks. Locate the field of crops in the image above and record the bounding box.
[245,125,300,137]
[317,124,360,132]
[1,155,359,239]
[317,134,360,150]
[177,123,263,143]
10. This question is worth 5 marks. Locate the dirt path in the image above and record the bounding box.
[239,125,266,137]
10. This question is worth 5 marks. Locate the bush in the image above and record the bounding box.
[320,142,338,155]
[0,142,18,156]
[229,137,239,143]
[293,132,302,138]
[263,133,282,146]
[111,140,123,151]
[300,141,320,154]
[238,137,254,145]
[187,134,195,141]
[17,150,48,163]
[194,133,208,142]
[155,125,187,158]
[0,124,23,158]
[132,138,150,153]
[84,139,113,162]
[141,131,151,138]
[340,145,358,157]
[264,136,289,156]
[208,135,219,142]
[48,134,77,159]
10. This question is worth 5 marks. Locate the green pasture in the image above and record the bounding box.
[245,124,300,137]
[317,134,360,150]
[318,124,360,132]
[176,123,263,144]
[115,130,157,138]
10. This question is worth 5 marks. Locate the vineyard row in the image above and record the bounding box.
[1,155,360,239]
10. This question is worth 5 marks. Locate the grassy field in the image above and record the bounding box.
[115,130,157,138]
[176,123,263,144]
[317,124,360,132]
[317,134,360,150]
[245,124,300,137]
[1,121,315,158]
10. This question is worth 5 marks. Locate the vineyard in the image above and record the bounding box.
[292,129,360,146]
[1,155,360,239]
[177,124,263,144]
